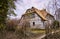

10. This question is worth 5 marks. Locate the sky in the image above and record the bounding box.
[10,0,60,19]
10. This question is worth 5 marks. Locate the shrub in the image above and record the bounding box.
[52,20,60,29]
[0,24,6,31]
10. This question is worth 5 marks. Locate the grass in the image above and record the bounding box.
[42,28,60,39]
[31,29,45,34]
[42,31,60,39]
[28,29,45,39]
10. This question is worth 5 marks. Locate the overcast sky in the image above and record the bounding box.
[10,0,60,19]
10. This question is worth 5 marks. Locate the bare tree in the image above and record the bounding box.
[6,19,19,31]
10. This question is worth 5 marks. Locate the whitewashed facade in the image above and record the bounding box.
[29,13,44,29]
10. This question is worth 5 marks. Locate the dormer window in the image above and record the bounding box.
[31,13,35,18]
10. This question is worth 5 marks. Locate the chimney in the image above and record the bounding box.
[31,7,35,10]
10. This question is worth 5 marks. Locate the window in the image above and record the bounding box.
[33,22,35,26]
[32,13,35,18]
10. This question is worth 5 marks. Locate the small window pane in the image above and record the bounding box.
[30,13,35,18]
[33,22,35,26]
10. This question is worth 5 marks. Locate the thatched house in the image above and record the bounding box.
[18,7,54,29]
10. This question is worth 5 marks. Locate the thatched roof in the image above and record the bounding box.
[22,7,53,21]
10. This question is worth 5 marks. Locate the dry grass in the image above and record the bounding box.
[31,29,45,34]
[42,29,60,39]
